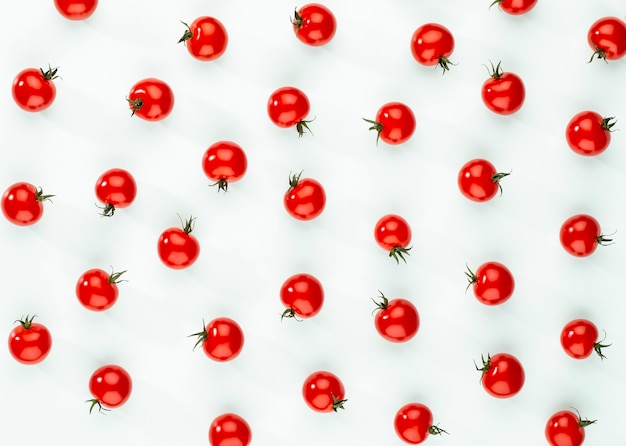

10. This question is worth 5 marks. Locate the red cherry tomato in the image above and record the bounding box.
[560,319,611,360]
[87,364,132,413]
[565,111,615,156]
[94,168,137,216]
[475,352,525,398]
[372,292,419,342]
[465,261,515,306]
[76,268,126,311]
[292,3,337,46]
[374,214,412,263]
[302,370,347,412]
[283,172,326,221]
[394,402,448,444]
[364,102,416,145]
[190,317,244,362]
[545,410,596,446]
[410,23,455,73]
[209,413,252,446]
[490,0,538,15]
[127,78,174,121]
[267,86,313,137]
[179,16,228,61]
[12,66,59,112]
[458,159,509,202]
[280,273,324,320]
[157,216,200,269]
[53,0,98,20]
[588,16,626,62]
[559,214,611,257]
[481,61,525,115]
[202,141,248,192]
[8,315,52,365]
[1,182,54,226]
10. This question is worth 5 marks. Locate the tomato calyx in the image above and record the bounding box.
[40,64,60,81]
[594,330,612,360]
[86,398,111,415]
[429,424,450,436]
[596,231,615,247]
[35,187,55,203]
[280,308,303,322]
[572,408,597,428]
[15,314,37,330]
[474,353,492,382]
[484,60,504,79]
[287,170,304,193]
[178,215,196,234]
[331,392,348,412]
[588,45,609,64]
[464,264,478,292]
[601,116,617,132]
[126,97,143,116]
[437,56,456,74]
[177,20,193,44]
[188,319,208,351]
[362,118,383,146]
[371,291,389,314]
[296,117,315,138]
[491,171,511,196]
[96,202,116,217]
[389,245,412,264]
[209,178,230,193]
[108,268,127,285]
[291,9,303,30]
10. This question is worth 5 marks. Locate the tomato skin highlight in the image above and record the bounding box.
[181,16,228,61]
[588,16,626,62]
[1,182,52,226]
[127,78,174,121]
[302,370,346,412]
[280,273,324,319]
[373,294,419,342]
[12,67,58,112]
[54,0,98,20]
[209,413,252,446]
[477,352,525,398]
[565,111,613,156]
[559,214,608,257]
[410,23,455,71]
[292,3,337,46]
[8,316,52,365]
[283,174,326,221]
[88,364,132,410]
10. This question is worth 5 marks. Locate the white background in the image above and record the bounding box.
[1,1,625,445]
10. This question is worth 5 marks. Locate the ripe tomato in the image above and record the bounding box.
[53,0,98,20]
[302,370,347,412]
[157,216,200,269]
[94,168,137,216]
[8,315,52,365]
[565,111,615,156]
[209,413,252,446]
[374,214,412,264]
[292,3,337,46]
[87,364,132,413]
[76,268,126,311]
[588,17,626,62]
[280,273,324,320]
[560,319,611,360]
[475,352,524,398]
[458,159,509,202]
[189,317,244,362]
[1,182,54,226]
[12,65,59,112]
[465,261,515,306]
[489,0,538,15]
[545,409,596,446]
[559,214,611,257]
[202,141,248,192]
[481,61,525,115]
[283,172,326,221]
[410,23,456,73]
[178,16,228,61]
[364,102,416,145]
[372,292,419,342]
[127,78,174,121]
[394,403,448,444]
[267,86,313,137]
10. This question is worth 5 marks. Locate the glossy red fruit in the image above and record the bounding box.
[267,86,313,137]
[87,364,132,413]
[465,261,515,306]
[76,268,126,311]
[8,315,52,365]
[179,16,228,61]
[374,214,412,263]
[157,216,200,269]
[545,409,596,446]
[560,319,611,360]
[94,168,137,216]
[12,66,59,112]
[458,159,509,202]
[209,413,252,446]
[410,23,455,73]
[372,292,419,342]
[559,214,611,257]
[364,102,416,145]
[283,172,326,221]
[481,61,525,115]
[127,78,174,121]
[394,403,448,444]
[280,273,324,320]
[475,352,525,398]
[292,3,337,46]
[190,318,244,362]
[1,182,54,226]
[588,16,626,62]
[202,141,248,192]
[54,0,98,20]
[302,370,347,412]
[565,111,615,156]
[490,0,538,15]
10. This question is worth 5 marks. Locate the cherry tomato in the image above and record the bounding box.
[53,0,98,20]
[364,102,416,145]
[372,292,419,342]
[94,168,137,216]
[283,171,326,221]
[157,216,200,269]
[394,403,448,444]
[209,413,252,446]
[127,78,174,121]
[560,319,611,360]
[465,261,515,306]
[559,214,611,257]
[292,3,337,46]
[475,352,525,398]
[1,182,54,226]
[489,0,538,15]
[202,141,248,192]
[87,364,132,413]
[267,86,313,137]
[8,315,52,365]
[302,370,347,412]
[588,16,626,62]
[280,273,324,320]
[545,409,596,446]
[178,16,228,61]
[12,65,59,112]
[374,214,412,264]
[76,268,126,311]
[481,61,525,115]
[410,23,456,73]
[189,317,244,362]
[565,111,615,156]
[458,159,509,202]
